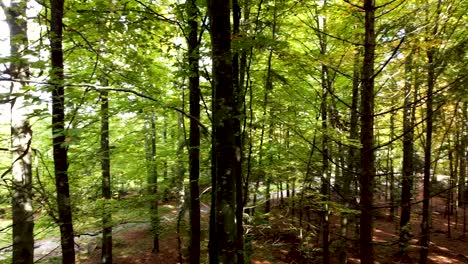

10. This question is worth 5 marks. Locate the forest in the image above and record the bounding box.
[0,0,467,263]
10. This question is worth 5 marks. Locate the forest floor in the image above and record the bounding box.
[76,196,468,264]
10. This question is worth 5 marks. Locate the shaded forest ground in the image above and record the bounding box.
[75,195,468,264]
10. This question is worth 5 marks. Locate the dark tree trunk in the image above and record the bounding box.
[460,103,467,238]
[447,140,455,238]
[420,2,442,261]
[6,1,35,262]
[146,115,160,253]
[232,0,245,260]
[359,0,376,263]
[261,1,277,215]
[320,73,330,263]
[50,0,76,262]
[419,47,436,264]
[208,0,238,262]
[317,6,331,262]
[399,48,415,256]
[100,90,112,264]
[388,109,395,220]
[339,46,360,264]
[186,0,201,262]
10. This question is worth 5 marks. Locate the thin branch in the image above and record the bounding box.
[342,0,364,10]
[372,36,405,79]
[375,0,401,9]
[132,0,185,36]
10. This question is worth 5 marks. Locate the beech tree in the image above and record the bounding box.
[2,0,34,262]
[359,0,376,262]
[186,0,201,262]
[207,0,240,262]
[50,0,76,262]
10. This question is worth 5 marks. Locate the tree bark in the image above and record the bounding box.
[187,0,201,261]
[399,47,415,256]
[50,0,76,262]
[145,115,160,253]
[460,102,467,238]
[100,90,112,264]
[359,0,376,263]
[419,0,443,256]
[317,4,331,261]
[419,47,436,264]
[5,1,35,262]
[232,0,245,261]
[208,0,238,262]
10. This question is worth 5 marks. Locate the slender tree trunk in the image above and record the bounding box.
[359,0,376,263]
[419,47,436,264]
[388,99,395,221]
[339,46,360,264]
[100,90,112,264]
[232,0,245,261]
[243,82,254,215]
[261,1,277,215]
[458,102,467,205]
[208,0,238,262]
[251,69,270,216]
[145,115,160,253]
[399,47,415,257]
[186,0,201,261]
[420,1,442,261]
[50,0,75,262]
[5,1,35,262]
[317,5,331,261]
[419,62,433,263]
[460,102,467,238]
[447,141,455,238]
[320,81,330,264]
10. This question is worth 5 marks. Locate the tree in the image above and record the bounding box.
[207,0,239,262]
[232,0,245,261]
[186,0,201,262]
[145,114,160,253]
[2,0,35,262]
[359,0,376,263]
[50,0,76,262]
[399,45,415,257]
[420,1,441,262]
[100,89,112,264]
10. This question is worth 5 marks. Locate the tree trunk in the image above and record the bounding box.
[232,0,245,261]
[317,5,331,261]
[5,1,35,262]
[447,139,455,238]
[145,115,160,253]
[208,0,238,262]
[100,90,112,264]
[50,0,76,262]
[399,47,415,256]
[419,46,436,264]
[187,0,201,261]
[359,0,376,263]
[388,97,395,221]
[460,102,467,238]
[339,46,360,264]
